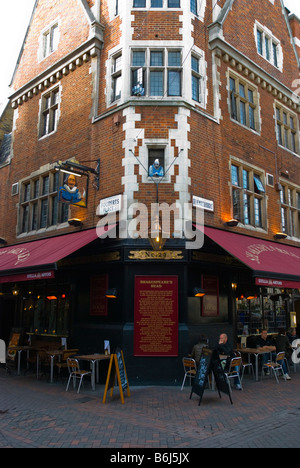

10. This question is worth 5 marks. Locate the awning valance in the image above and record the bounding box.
[194,225,300,286]
[0,225,115,283]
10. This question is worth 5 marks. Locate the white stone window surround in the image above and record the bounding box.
[254,21,283,72]
[38,18,61,63]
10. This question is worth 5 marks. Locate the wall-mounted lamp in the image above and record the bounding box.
[193,287,206,297]
[68,218,83,227]
[12,284,20,296]
[274,232,287,240]
[0,237,7,245]
[224,219,239,228]
[105,288,118,299]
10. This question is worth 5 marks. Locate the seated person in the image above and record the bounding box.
[216,333,241,390]
[191,335,208,366]
[275,329,292,380]
[287,327,299,345]
[256,329,276,373]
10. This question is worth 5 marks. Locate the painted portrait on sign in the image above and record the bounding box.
[58,173,88,208]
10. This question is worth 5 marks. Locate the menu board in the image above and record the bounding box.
[134,276,178,357]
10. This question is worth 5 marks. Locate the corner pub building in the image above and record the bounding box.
[0,0,300,384]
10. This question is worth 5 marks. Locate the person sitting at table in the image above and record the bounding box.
[287,328,299,345]
[256,329,276,374]
[275,329,292,380]
[216,333,241,390]
[190,335,208,366]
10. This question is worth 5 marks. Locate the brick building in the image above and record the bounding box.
[0,0,299,383]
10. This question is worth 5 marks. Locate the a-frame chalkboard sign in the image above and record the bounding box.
[103,348,131,404]
[190,348,233,406]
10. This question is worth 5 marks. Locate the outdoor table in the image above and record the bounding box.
[75,354,110,391]
[238,348,272,381]
[45,350,64,383]
[8,346,34,376]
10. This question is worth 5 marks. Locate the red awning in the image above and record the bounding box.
[194,225,300,285]
[0,225,115,282]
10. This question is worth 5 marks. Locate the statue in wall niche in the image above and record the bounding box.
[149,159,164,177]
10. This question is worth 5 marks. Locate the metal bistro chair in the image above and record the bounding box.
[66,358,92,394]
[55,349,79,381]
[235,351,255,382]
[261,352,286,384]
[225,356,243,393]
[0,339,9,374]
[181,357,197,390]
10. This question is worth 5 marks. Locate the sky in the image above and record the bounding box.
[0,0,300,105]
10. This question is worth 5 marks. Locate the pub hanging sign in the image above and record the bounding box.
[55,159,100,208]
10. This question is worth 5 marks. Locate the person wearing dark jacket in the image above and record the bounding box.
[275,329,292,380]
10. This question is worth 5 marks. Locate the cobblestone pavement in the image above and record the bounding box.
[0,368,300,448]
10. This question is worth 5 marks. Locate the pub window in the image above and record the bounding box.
[276,105,299,154]
[231,163,266,229]
[20,171,69,235]
[151,0,163,6]
[191,55,202,102]
[39,87,60,138]
[280,185,300,238]
[190,0,197,15]
[131,48,182,98]
[133,0,146,6]
[229,74,258,131]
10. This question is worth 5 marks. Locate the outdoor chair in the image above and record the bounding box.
[235,351,254,382]
[261,352,286,384]
[66,358,92,394]
[0,339,10,374]
[37,349,51,380]
[224,356,243,393]
[181,357,197,390]
[55,349,79,381]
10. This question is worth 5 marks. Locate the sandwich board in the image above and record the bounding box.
[103,348,130,404]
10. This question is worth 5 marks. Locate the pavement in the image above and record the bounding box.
[1,364,300,450]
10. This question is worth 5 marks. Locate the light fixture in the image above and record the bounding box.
[59,168,82,177]
[148,217,168,251]
[68,218,83,227]
[274,232,288,240]
[105,288,118,299]
[193,287,206,297]
[224,219,239,227]
[12,284,20,296]
[0,237,7,245]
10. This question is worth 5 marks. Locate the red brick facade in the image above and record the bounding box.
[2,0,300,248]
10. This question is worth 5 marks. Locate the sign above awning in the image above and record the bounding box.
[0,225,115,282]
[194,225,300,285]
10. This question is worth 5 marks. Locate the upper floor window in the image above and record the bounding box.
[231,163,266,228]
[39,87,60,138]
[42,23,59,59]
[111,54,122,103]
[131,48,182,98]
[255,23,281,70]
[280,185,300,238]
[276,105,299,154]
[229,74,258,131]
[20,171,69,235]
[133,0,180,7]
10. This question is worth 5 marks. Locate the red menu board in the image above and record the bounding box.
[134,276,178,357]
[90,274,108,316]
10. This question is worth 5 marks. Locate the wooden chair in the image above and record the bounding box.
[66,358,92,394]
[261,352,286,384]
[181,358,197,390]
